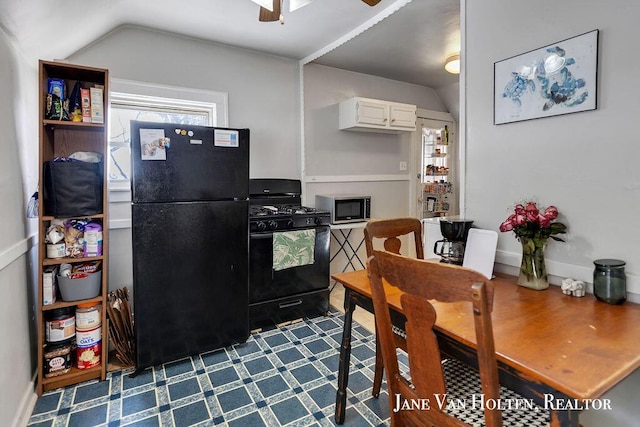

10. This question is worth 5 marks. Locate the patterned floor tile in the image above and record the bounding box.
[263,332,291,348]
[226,411,267,427]
[255,375,290,398]
[244,356,275,376]
[73,380,111,404]
[31,391,61,415]
[303,338,333,354]
[217,386,253,413]
[168,378,201,402]
[235,341,262,357]
[275,347,305,365]
[29,312,388,427]
[163,359,195,379]
[208,366,239,387]
[200,349,229,367]
[307,383,337,409]
[122,390,157,417]
[270,396,310,425]
[123,369,155,390]
[291,364,323,385]
[122,415,160,427]
[171,400,209,427]
[67,404,108,427]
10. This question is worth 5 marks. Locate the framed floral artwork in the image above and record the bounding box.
[494,29,599,125]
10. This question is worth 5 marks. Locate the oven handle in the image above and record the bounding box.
[279,299,303,309]
[250,233,273,239]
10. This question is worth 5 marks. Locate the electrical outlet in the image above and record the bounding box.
[399,161,408,171]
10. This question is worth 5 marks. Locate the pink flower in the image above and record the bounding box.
[513,213,526,226]
[525,202,539,222]
[499,220,514,232]
[500,200,566,242]
[544,206,558,220]
[538,213,551,227]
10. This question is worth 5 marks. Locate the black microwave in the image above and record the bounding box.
[315,194,371,224]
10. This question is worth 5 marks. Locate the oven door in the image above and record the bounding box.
[249,225,330,303]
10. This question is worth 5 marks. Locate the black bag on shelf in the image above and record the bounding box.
[43,161,103,217]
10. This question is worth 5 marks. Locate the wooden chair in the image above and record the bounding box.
[364,217,424,261]
[363,218,423,397]
[368,250,516,426]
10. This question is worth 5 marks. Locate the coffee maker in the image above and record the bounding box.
[433,219,474,264]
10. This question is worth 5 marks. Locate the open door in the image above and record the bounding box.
[411,110,457,221]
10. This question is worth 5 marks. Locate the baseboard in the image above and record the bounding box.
[11,375,37,427]
[495,249,593,283]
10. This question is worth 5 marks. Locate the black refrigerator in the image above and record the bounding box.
[130,121,249,370]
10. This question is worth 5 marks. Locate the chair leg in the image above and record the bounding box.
[372,335,384,397]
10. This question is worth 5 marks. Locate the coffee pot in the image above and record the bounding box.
[433,219,474,264]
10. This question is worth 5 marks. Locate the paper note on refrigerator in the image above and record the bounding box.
[140,129,167,160]
[214,129,239,147]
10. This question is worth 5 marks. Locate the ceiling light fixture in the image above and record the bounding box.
[445,54,460,74]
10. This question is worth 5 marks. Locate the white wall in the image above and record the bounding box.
[70,25,301,180]
[436,81,460,124]
[303,63,447,179]
[302,63,449,274]
[464,0,640,298]
[0,27,39,427]
[464,0,640,424]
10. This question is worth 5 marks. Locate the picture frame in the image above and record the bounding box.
[494,29,599,125]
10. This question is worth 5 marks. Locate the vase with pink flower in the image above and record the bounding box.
[500,201,567,290]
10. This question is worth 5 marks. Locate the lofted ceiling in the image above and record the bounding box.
[0,0,459,89]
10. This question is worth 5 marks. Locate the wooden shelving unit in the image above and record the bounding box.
[36,60,110,395]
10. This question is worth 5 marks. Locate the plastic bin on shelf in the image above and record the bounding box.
[57,271,101,301]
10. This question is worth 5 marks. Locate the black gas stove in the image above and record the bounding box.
[248,179,330,330]
[249,179,330,232]
[249,205,330,232]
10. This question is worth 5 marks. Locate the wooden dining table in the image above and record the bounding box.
[332,268,640,427]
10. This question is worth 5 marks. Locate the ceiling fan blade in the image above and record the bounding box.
[251,0,273,11]
[290,0,314,12]
[361,0,382,5]
[259,0,281,21]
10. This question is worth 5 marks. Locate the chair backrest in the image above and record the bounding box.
[364,218,424,259]
[368,250,501,427]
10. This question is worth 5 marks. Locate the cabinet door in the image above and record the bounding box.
[389,104,417,130]
[356,99,388,126]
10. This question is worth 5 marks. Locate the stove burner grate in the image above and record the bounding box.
[250,205,322,218]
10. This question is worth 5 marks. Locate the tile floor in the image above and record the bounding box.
[29,285,550,427]
[28,306,390,427]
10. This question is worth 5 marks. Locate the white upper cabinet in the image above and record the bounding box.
[352,98,388,126]
[389,103,417,129]
[339,97,416,133]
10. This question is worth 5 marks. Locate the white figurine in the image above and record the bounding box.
[561,278,586,297]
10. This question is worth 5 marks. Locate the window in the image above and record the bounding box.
[108,79,228,190]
